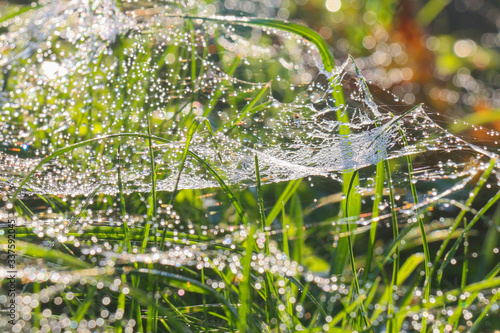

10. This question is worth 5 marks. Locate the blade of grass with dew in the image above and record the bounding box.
[14,198,34,220]
[32,282,40,329]
[330,294,368,328]
[187,149,247,225]
[204,119,224,163]
[255,155,266,228]
[116,269,195,332]
[437,232,465,286]
[469,290,500,332]
[449,261,500,327]
[363,161,385,283]
[448,109,500,134]
[281,204,290,260]
[383,159,400,333]
[342,273,360,329]
[109,226,212,242]
[391,276,500,323]
[368,261,402,332]
[143,119,157,257]
[130,268,240,322]
[285,276,328,319]
[265,178,302,227]
[117,143,130,250]
[280,204,296,327]
[430,157,497,292]
[255,154,279,329]
[188,19,196,95]
[454,216,470,330]
[330,176,361,277]
[161,294,193,328]
[201,267,209,332]
[398,253,425,287]
[443,190,500,270]
[146,115,159,332]
[9,239,91,270]
[407,155,430,333]
[73,286,96,322]
[176,16,335,73]
[0,3,44,24]
[238,224,256,332]
[291,193,304,267]
[344,170,370,330]
[368,257,392,325]
[478,203,500,278]
[203,55,241,118]
[394,263,429,332]
[363,276,381,315]
[385,253,425,331]
[367,223,417,282]
[226,81,271,133]
[255,153,276,327]
[169,119,199,204]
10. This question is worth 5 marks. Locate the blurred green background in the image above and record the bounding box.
[288,0,500,136]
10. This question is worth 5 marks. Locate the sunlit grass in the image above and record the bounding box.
[1,1,500,332]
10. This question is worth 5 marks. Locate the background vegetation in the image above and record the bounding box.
[0,0,499,332]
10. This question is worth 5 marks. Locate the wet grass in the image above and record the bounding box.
[1,1,500,332]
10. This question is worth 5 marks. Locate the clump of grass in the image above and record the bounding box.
[1,1,500,333]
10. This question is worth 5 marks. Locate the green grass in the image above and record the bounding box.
[1,1,500,332]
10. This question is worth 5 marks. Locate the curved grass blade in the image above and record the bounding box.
[187,149,247,225]
[469,290,500,332]
[227,81,271,133]
[238,225,256,332]
[344,170,371,330]
[0,3,44,24]
[285,276,327,318]
[265,178,302,227]
[177,15,335,72]
[129,268,240,321]
[431,157,498,288]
